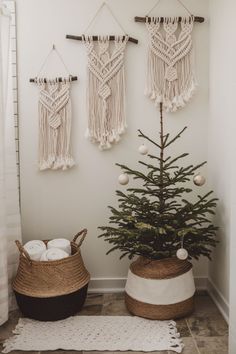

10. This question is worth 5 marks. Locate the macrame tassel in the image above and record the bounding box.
[37,79,75,171]
[145,17,197,112]
[84,35,128,150]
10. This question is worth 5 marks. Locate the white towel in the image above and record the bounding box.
[47,238,71,255]
[24,240,47,261]
[40,248,69,261]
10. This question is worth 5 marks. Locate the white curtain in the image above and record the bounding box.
[0,2,22,326]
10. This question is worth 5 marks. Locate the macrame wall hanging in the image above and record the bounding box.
[66,2,138,150]
[135,0,204,113]
[30,46,78,171]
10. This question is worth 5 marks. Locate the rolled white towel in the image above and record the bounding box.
[24,240,47,261]
[40,248,69,261]
[47,238,71,255]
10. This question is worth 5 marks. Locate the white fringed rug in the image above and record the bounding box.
[2,316,184,353]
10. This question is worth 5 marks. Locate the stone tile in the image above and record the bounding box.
[102,292,125,303]
[195,336,228,353]
[175,319,191,337]
[0,310,21,343]
[78,303,103,316]
[73,294,103,316]
[169,337,198,354]
[191,294,220,317]
[186,293,228,337]
[84,293,104,306]
[195,289,208,296]
[101,293,130,316]
[186,314,228,337]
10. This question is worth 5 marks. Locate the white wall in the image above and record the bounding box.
[17,0,210,286]
[208,0,231,304]
[209,0,236,351]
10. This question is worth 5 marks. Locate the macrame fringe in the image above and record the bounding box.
[168,321,184,353]
[37,78,75,170]
[2,318,25,353]
[145,17,197,112]
[39,156,75,171]
[83,35,128,150]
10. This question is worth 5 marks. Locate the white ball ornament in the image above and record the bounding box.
[176,248,189,260]
[118,173,129,185]
[193,174,206,186]
[139,144,149,155]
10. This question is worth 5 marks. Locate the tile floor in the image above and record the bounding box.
[0,291,228,354]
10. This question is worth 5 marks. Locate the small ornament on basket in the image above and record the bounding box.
[138,144,149,155]
[118,173,129,185]
[193,174,206,186]
[176,237,189,260]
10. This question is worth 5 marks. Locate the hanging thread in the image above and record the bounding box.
[83,2,127,35]
[36,45,71,78]
[146,0,193,17]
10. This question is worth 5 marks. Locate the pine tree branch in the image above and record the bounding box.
[116,163,156,184]
[164,153,189,168]
[138,130,161,149]
[164,127,187,148]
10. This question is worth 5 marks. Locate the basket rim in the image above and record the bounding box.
[18,241,80,266]
[130,256,193,280]
[16,229,88,264]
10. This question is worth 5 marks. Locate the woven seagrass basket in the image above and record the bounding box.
[125,257,195,320]
[13,229,90,321]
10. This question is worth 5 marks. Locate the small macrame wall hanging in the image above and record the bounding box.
[66,2,138,150]
[30,46,78,171]
[135,0,204,112]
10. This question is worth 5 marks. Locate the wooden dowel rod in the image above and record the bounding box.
[134,16,205,23]
[29,76,78,83]
[66,34,139,44]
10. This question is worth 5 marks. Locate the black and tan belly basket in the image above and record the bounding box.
[13,229,90,321]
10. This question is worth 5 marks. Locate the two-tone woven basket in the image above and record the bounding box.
[13,229,90,321]
[125,257,195,320]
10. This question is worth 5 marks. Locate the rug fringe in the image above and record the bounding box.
[167,321,184,353]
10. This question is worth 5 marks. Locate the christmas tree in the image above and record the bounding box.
[99,104,218,261]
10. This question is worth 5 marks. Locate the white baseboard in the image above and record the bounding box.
[88,276,208,293]
[88,277,126,293]
[207,277,229,324]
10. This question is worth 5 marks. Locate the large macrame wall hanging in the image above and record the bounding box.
[66,2,138,150]
[30,46,78,171]
[83,35,128,150]
[135,0,204,113]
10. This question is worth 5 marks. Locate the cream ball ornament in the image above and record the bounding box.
[176,248,189,260]
[193,174,206,186]
[118,173,129,185]
[139,144,149,155]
